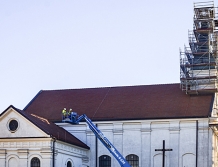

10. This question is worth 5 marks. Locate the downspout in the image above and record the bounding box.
[4,149,6,167]
[27,149,29,167]
[52,137,56,167]
[96,124,98,167]
[196,120,198,167]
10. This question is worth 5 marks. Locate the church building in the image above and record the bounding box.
[1,1,218,167]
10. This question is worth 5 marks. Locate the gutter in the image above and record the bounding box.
[52,137,56,167]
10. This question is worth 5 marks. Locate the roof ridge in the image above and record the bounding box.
[35,83,181,92]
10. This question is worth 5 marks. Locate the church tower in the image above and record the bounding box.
[180,1,218,94]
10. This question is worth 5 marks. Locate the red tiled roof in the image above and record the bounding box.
[2,105,89,149]
[23,83,214,121]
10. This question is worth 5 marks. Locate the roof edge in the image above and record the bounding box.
[54,115,210,123]
[33,83,181,92]
[23,90,43,111]
[0,105,21,117]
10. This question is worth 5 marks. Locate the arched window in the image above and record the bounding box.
[31,157,40,167]
[99,155,111,167]
[67,161,72,167]
[126,154,139,167]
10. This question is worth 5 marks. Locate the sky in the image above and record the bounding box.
[0,0,216,112]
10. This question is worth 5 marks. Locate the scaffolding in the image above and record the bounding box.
[180,1,218,94]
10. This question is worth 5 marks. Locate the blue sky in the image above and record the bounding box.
[0,0,213,112]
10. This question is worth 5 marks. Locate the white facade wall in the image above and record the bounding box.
[0,138,53,167]
[59,118,218,167]
[0,138,90,167]
[55,141,89,167]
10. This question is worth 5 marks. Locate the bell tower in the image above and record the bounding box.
[180,1,218,94]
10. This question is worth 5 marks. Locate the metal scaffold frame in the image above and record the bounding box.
[180,1,218,94]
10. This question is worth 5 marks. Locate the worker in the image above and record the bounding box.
[62,108,67,119]
[68,108,72,119]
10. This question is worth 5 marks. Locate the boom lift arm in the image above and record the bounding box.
[63,112,131,167]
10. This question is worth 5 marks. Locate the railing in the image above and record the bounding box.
[194,1,214,9]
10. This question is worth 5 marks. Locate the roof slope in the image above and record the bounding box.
[23,83,214,121]
[3,105,89,149]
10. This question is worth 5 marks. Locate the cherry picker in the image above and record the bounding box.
[62,111,132,167]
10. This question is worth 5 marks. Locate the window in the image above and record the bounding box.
[8,119,19,132]
[31,157,40,167]
[99,155,111,167]
[67,161,72,167]
[126,154,139,167]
